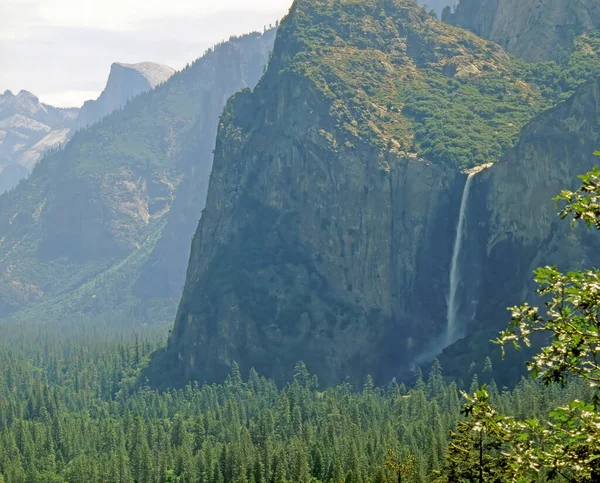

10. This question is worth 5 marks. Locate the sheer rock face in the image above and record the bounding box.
[442,0,600,61]
[166,72,459,386]
[166,72,600,389]
[161,0,502,387]
[155,0,600,388]
[133,30,277,298]
[477,76,600,322]
[439,77,600,381]
[0,31,276,321]
[0,90,78,192]
[75,62,175,129]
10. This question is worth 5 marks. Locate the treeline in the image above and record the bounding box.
[0,322,591,482]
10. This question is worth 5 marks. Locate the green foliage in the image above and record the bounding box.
[499,266,600,389]
[522,33,600,102]
[556,165,600,230]
[503,400,600,482]
[435,388,512,482]
[439,390,600,482]
[273,0,600,169]
[386,450,419,482]
[497,155,600,390]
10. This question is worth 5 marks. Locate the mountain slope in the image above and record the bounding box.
[75,62,175,129]
[149,0,600,387]
[0,63,176,195]
[0,90,78,193]
[442,0,600,62]
[0,30,276,324]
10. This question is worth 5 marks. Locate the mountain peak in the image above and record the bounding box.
[76,60,175,129]
[16,89,38,99]
[0,89,45,119]
[110,61,176,88]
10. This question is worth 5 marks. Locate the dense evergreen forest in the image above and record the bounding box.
[0,319,594,483]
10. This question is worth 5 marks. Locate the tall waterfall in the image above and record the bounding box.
[446,173,475,345]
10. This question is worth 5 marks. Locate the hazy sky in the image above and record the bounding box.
[0,0,293,107]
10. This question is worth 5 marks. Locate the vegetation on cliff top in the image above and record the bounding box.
[270,0,600,168]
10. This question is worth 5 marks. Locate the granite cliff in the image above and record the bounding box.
[439,76,600,382]
[443,0,600,61]
[150,0,600,387]
[75,62,175,129]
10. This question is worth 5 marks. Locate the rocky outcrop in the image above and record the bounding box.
[0,90,78,193]
[75,62,175,129]
[442,0,600,61]
[418,0,451,17]
[0,90,77,130]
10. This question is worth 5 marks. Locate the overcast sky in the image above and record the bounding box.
[0,0,293,107]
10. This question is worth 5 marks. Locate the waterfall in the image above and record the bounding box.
[446,173,475,345]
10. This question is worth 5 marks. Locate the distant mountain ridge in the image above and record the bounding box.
[0,89,78,193]
[0,62,176,194]
[0,30,276,329]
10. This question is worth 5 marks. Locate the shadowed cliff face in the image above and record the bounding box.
[162,72,454,383]
[164,71,459,386]
[153,0,567,388]
[443,0,600,62]
[438,77,600,383]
